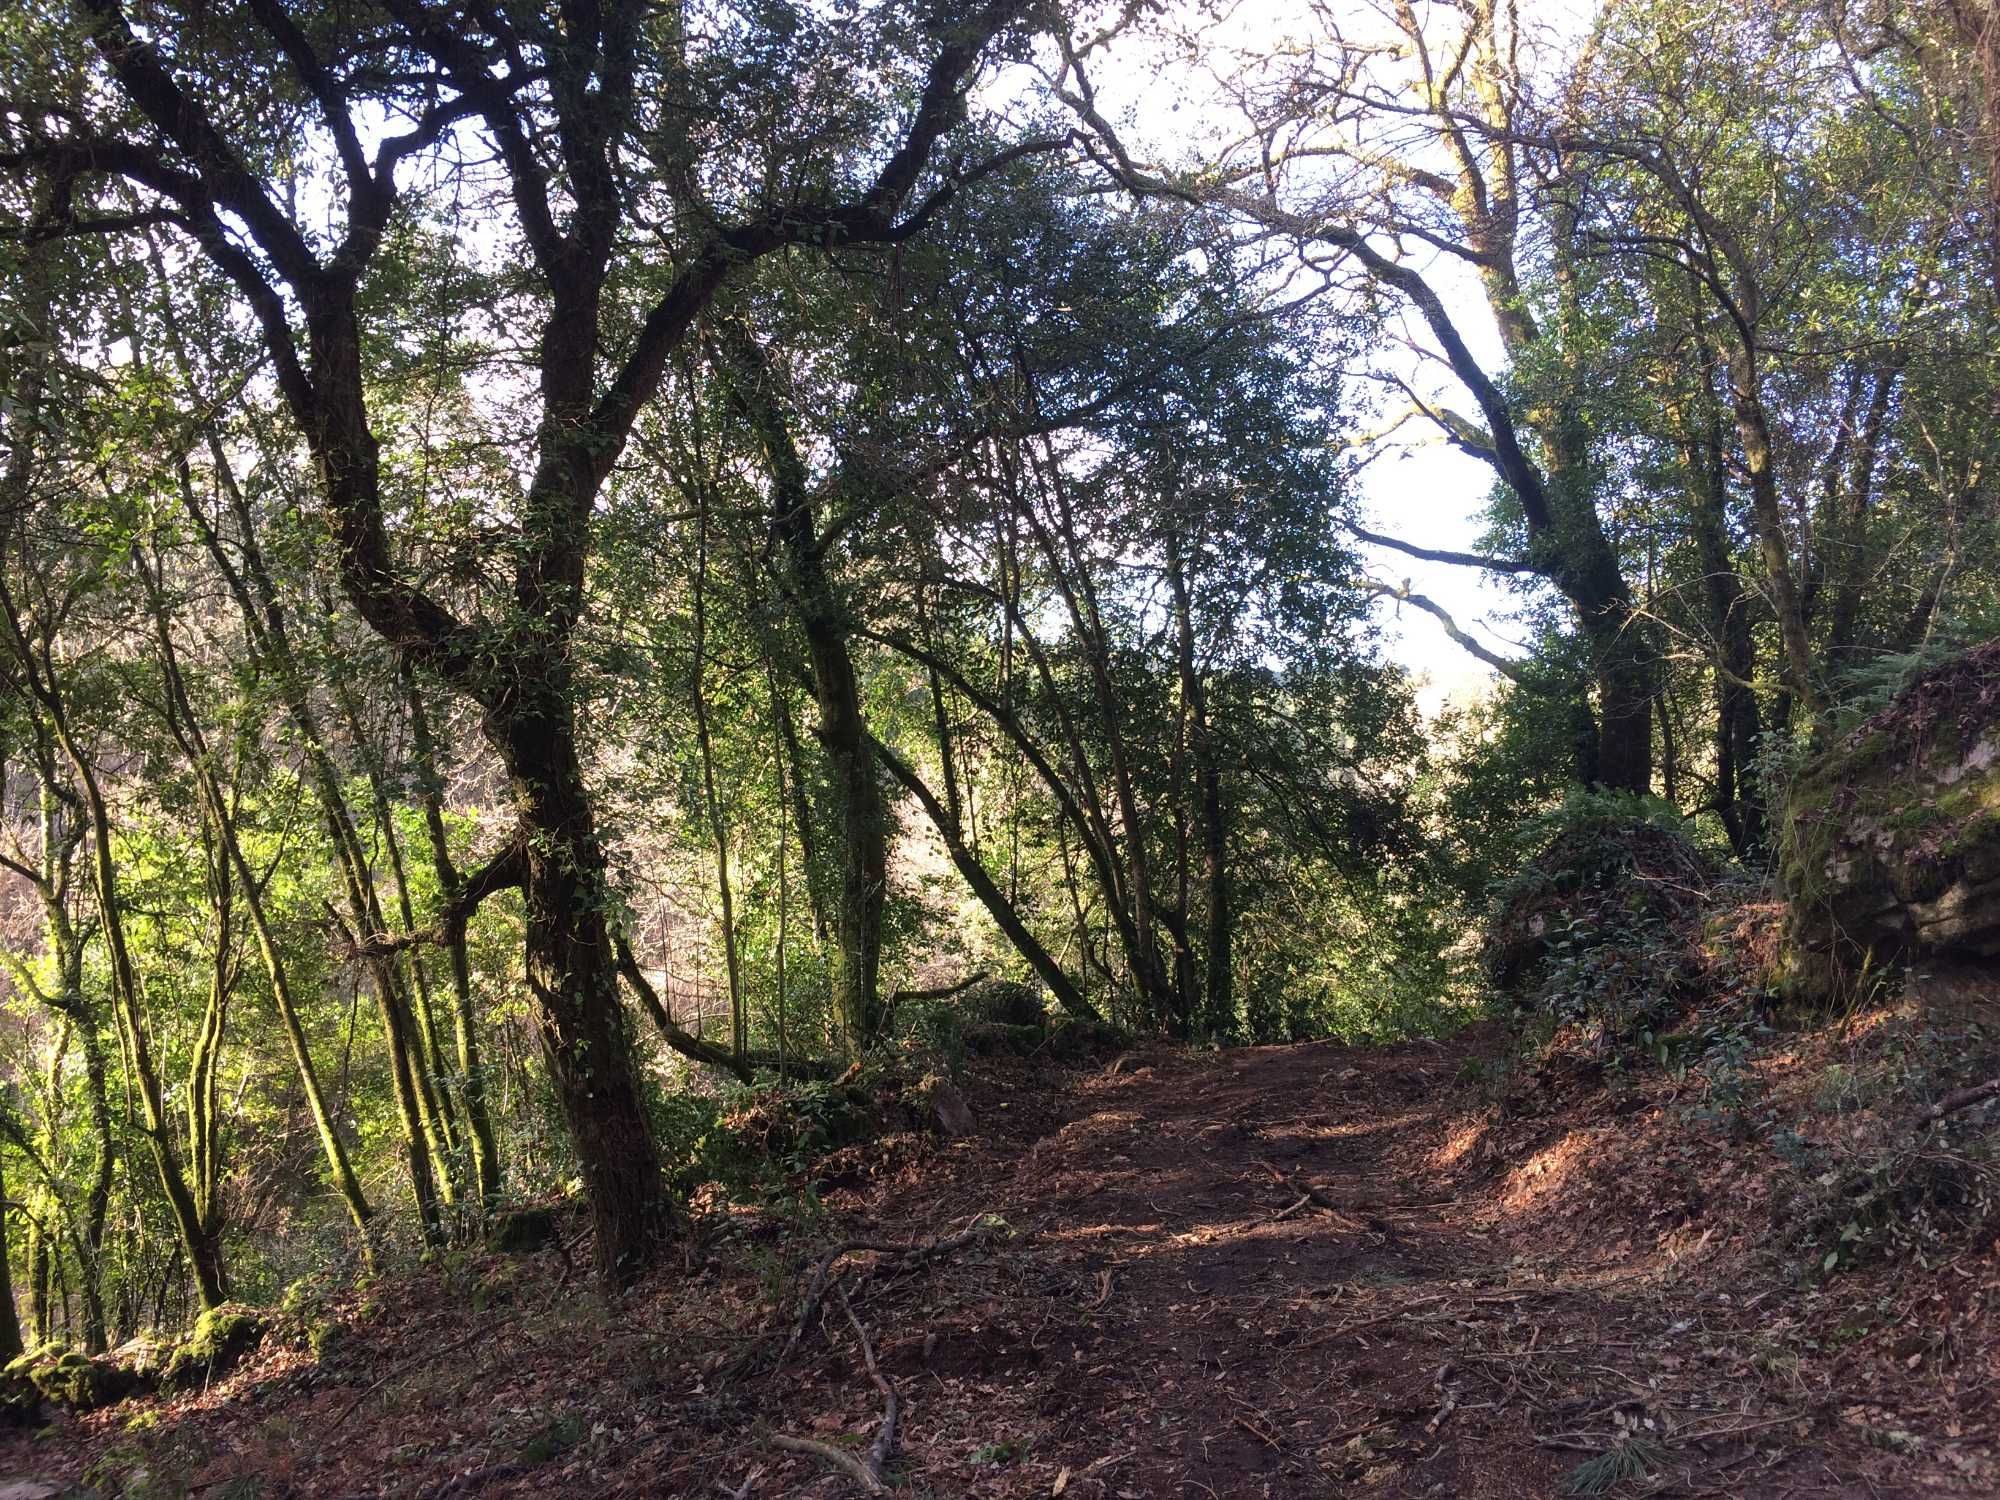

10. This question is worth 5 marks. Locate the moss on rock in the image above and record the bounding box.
[1780,640,2000,1001]
[487,1206,559,1254]
[1,1343,147,1412]
[158,1303,266,1392]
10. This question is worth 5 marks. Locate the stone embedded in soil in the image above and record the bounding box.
[157,1304,267,1393]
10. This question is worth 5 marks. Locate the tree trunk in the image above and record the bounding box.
[1164,529,1231,1035]
[689,508,748,1061]
[1683,422,1767,859]
[1728,344,1823,721]
[28,761,114,1351]
[144,562,377,1239]
[0,1153,22,1363]
[504,680,671,1285]
[729,344,888,1054]
[1821,362,1901,667]
[770,683,831,945]
[26,1216,49,1348]
[1018,442,1176,1015]
[60,730,226,1310]
[172,433,448,1236]
[873,739,1100,1021]
[326,673,463,1207]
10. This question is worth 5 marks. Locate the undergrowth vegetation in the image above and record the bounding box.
[1462,787,2000,1298]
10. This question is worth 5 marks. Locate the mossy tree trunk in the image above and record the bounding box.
[404,666,503,1208]
[0,1151,22,1363]
[726,335,889,1055]
[65,0,1029,1286]
[142,562,376,1242]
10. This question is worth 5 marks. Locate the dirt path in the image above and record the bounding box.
[733,1031,1970,1499]
[4,1028,1986,1498]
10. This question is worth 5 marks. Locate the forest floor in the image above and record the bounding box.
[2,1014,1995,1499]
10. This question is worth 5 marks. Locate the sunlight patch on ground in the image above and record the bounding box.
[1431,1117,1487,1169]
[1499,1128,1603,1215]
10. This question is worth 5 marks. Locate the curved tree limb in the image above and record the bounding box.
[1349,525,1539,575]
[1358,580,1524,681]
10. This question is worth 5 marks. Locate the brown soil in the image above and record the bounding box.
[4,1022,1993,1498]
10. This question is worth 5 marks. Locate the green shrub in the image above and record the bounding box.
[1483,790,1715,1037]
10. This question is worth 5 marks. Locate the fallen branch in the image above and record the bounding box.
[1320,1412,1401,1448]
[773,1216,1004,1374]
[1300,1293,1453,1348]
[1427,1362,1460,1434]
[841,1285,899,1482]
[761,1287,899,1494]
[1254,1193,1313,1229]
[762,1429,882,1494]
[883,971,988,1008]
[1232,1410,1283,1449]
[1914,1075,2000,1130]
[550,1224,593,1294]
[1254,1160,1372,1231]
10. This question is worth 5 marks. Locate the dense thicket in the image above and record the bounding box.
[0,0,1993,1337]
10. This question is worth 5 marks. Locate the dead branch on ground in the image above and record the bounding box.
[771,1215,1004,1374]
[1255,1159,1374,1231]
[759,1284,900,1493]
[1914,1075,2000,1130]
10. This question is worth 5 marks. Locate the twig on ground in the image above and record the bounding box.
[769,1216,1002,1376]
[1233,1411,1284,1449]
[1319,1412,1402,1447]
[1300,1292,1452,1348]
[423,1459,530,1498]
[551,1224,593,1294]
[1428,1362,1460,1433]
[1256,1193,1314,1228]
[1254,1159,1372,1231]
[839,1284,899,1481]
[761,1427,884,1494]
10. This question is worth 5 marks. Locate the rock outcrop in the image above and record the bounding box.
[1781,640,2000,996]
[2,1343,151,1414]
[157,1303,266,1392]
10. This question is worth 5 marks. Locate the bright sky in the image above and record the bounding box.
[1047,0,1562,711]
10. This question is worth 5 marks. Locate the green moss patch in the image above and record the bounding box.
[3,1343,148,1412]
[1780,639,2000,999]
[158,1304,267,1393]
